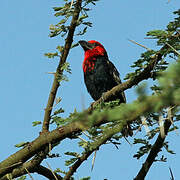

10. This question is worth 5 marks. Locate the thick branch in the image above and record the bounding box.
[0,117,106,178]
[42,0,82,132]
[0,148,49,180]
[134,119,172,180]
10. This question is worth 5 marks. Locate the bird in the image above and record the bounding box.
[78,40,126,103]
[79,40,133,137]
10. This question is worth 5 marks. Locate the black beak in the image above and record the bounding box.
[78,40,95,51]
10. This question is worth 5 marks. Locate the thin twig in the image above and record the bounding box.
[42,0,83,132]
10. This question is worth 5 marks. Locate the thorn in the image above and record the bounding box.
[46,72,56,75]
[165,43,180,56]
[46,162,58,180]
[54,97,62,107]
[159,115,165,138]
[49,143,52,156]
[128,39,152,51]
[70,0,74,8]
[167,0,171,3]
[141,116,151,136]
[167,107,179,135]
[91,151,97,171]
[82,131,92,139]
[25,168,34,180]
[78,136,88,143]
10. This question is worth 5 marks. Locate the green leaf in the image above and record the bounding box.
[56,45,64,53]
[78,141,89,148]
[60,62,72,74]
[17,176,26,180]
[80,177,91,180]
[49,24,56,30]
[53,7,64,11]
[65,157,78,166]
[163,141,176,154]
[79,14,88,21]
[82,21,92,27]
[58,19,67,25]
[32,121,41,127]
[54,168,66,175]
[65,151,80,158]
[53,108,64,116]
[147,30,167,38]
[76,26,88,36]
[6,174,13,180]
[44,52,59,58]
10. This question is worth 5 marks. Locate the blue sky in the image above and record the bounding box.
[0,0,180,179]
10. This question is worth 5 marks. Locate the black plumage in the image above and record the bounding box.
[84,55,126,102]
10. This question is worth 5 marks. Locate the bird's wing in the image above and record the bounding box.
[107,60,126,103]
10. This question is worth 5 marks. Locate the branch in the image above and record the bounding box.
[0,113,108,178]
[35,165,62,180]
[63,126,120,180]
[134,118,172,180]
[88,53,161,112]
[42,0,83,132]
[63,150,93,180]
[0,147,50,180]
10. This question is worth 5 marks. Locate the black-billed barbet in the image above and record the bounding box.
[79,40,132,137]
[79,40,126,103]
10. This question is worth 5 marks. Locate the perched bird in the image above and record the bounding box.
[79,40,126,103]
[79,40,133,137]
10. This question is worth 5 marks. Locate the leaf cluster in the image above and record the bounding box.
[125,10,180,81]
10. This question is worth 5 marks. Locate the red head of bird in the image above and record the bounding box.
[79,40,107,73]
